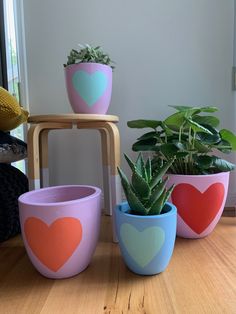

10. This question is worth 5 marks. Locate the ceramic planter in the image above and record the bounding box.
[64,62,112,114]
[115,202,177,275]
[167,172,229,238]
[18,185,101,279]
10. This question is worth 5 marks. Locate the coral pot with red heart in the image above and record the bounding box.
[167,172,229,238]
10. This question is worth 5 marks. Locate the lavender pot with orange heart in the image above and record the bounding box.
[18,185,101,279]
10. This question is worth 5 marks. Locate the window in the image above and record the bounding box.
[3,0,26,173]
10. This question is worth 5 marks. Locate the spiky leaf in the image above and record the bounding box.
[131,172,150,199]
[145,157,152,182]
[149,159,174,189]
[135,153,147,180]
[148,189,166,215]
[147,177,168,208]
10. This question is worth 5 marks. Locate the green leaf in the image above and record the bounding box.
[149,159,174,189]
[215,140,232,153]
[197,131,221,144]
[126,186,149,215]
[132,139,158,152]
[220,129,236,150]
[127,120,162,129]
[192,139,211,153]
[124,154,136,172]
[145,157,152,182]
[148,189,166,215]
[137,131,159,141]
[194,155,213,169]
[198,106,218,113]
[160,184,175,213]
[135,153,147,180]
[160,143,181,157]
[212,157,235,172]
[164,111,185,131]
[117,166,131,199]
[185,118,213,134]
[169,105,201,117]
[192,115,220,128]
[169,105,195,111]
[147,177,168,208]
[132,172,150,199]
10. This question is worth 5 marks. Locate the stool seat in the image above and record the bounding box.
[28,114,119,123]
[27,114,121,242]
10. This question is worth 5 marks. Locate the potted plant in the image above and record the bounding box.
[64,44,114,114]
[127,106,236,238]
[115,153,177,275]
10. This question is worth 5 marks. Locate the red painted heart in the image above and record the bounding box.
[171,183,225,234]
[24,217,82,272]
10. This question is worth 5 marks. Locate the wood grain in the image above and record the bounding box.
[28,114,119,123]
[0,217,235,313]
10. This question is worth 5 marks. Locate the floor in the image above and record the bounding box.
[0,216,236,314]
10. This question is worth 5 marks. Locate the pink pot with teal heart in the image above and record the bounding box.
[167,172,229,238]
[18,185,101,279]
[115,202,177,275]
[64,63,112,114]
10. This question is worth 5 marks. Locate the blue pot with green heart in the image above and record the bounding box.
[64,62,112,114]
[116,154,177,275]
[115,201,176,275]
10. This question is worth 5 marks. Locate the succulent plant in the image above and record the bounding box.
[117,154,174,215]
[64,44,115,69]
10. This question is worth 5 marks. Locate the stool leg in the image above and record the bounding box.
[39,129,50,188]
[77,121,121,242]
[27,124,41,190]
[103,122,121,243]
[99,129,112,216]
[27,122,73,190]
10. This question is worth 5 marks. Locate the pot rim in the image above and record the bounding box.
[167,171,230,179]
[64,62,112,70]
[18,185,101,206]
[116,201,176,219]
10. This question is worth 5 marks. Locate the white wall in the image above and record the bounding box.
[22,0,236,202]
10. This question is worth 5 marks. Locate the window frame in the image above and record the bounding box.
[0,0,8,89]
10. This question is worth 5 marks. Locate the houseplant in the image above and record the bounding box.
[64,44,114,114]
[127,105,236,238]
[115,153,177,275]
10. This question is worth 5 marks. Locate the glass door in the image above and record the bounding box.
[4,0,25,173]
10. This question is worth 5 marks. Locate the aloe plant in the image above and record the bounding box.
[118,154,174,215]
[64,44,115,69]
[128,106,236,175]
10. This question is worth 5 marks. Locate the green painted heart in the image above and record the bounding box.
[120,223,165,268]
[72,70,107,107]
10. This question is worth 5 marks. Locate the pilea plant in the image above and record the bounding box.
[128,106,236,175]
[117,153,174,215]
[63,44,115,69]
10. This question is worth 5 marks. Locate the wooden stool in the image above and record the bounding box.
[27,114,122,241]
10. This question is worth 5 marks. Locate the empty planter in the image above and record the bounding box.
[18,185,101,279]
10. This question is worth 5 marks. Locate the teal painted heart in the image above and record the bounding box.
[120,223,165,268]
[72,70,107,107]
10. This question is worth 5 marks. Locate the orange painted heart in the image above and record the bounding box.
[24,217,82,272]
[172,183,225,234]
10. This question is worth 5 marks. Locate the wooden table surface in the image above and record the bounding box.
[0,217,235,314]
